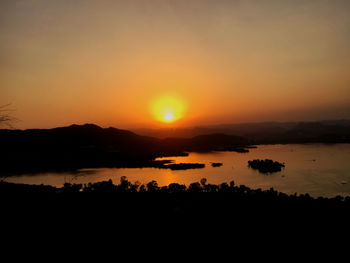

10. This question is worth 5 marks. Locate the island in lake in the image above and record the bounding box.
[248,159,285,174]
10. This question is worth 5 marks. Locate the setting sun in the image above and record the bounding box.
[151,95,186,124]
[164,113,174,122]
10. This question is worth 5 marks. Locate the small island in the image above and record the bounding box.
[211,162,223,167]
[162,163,205,170]
[248,159,285,174]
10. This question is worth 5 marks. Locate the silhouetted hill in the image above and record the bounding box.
[133,120,350,143]
[0,124,250,173]
[2,123,157,151]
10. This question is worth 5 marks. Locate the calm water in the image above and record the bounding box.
[4,144,350,197]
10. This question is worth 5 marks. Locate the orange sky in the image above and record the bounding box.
[1,0,350,129]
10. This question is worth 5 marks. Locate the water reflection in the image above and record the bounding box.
[4,144,350,198]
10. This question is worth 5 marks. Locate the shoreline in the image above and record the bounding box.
[3,142,350,176]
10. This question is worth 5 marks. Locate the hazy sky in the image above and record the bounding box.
[1,0,350,129]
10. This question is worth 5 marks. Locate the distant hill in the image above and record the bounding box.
[162,133,251,152]
[133,120,350,144]
[0,124,250,173]
[2,120,348,173]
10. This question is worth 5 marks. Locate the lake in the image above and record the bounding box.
[3,144,350,198]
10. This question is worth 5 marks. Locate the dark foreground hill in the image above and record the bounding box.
[1,178,349,231]
[0,124,251,173]
[2,180,349,252]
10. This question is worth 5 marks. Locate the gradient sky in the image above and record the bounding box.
[1,0,350,129]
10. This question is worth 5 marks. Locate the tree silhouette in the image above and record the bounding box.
[0,104,16,128]
[146,180,159,192]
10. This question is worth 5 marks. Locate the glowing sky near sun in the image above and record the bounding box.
[1,0,350,129]
[151,95,187,124]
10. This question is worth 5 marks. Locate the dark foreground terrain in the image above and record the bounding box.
[2,178,350,250]
[2,177,349,226]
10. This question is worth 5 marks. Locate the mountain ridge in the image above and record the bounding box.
[0,123,251,173]
[132,119,350,143]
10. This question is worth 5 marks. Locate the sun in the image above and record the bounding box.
[151,95,186,124]
[164,113,174,122]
